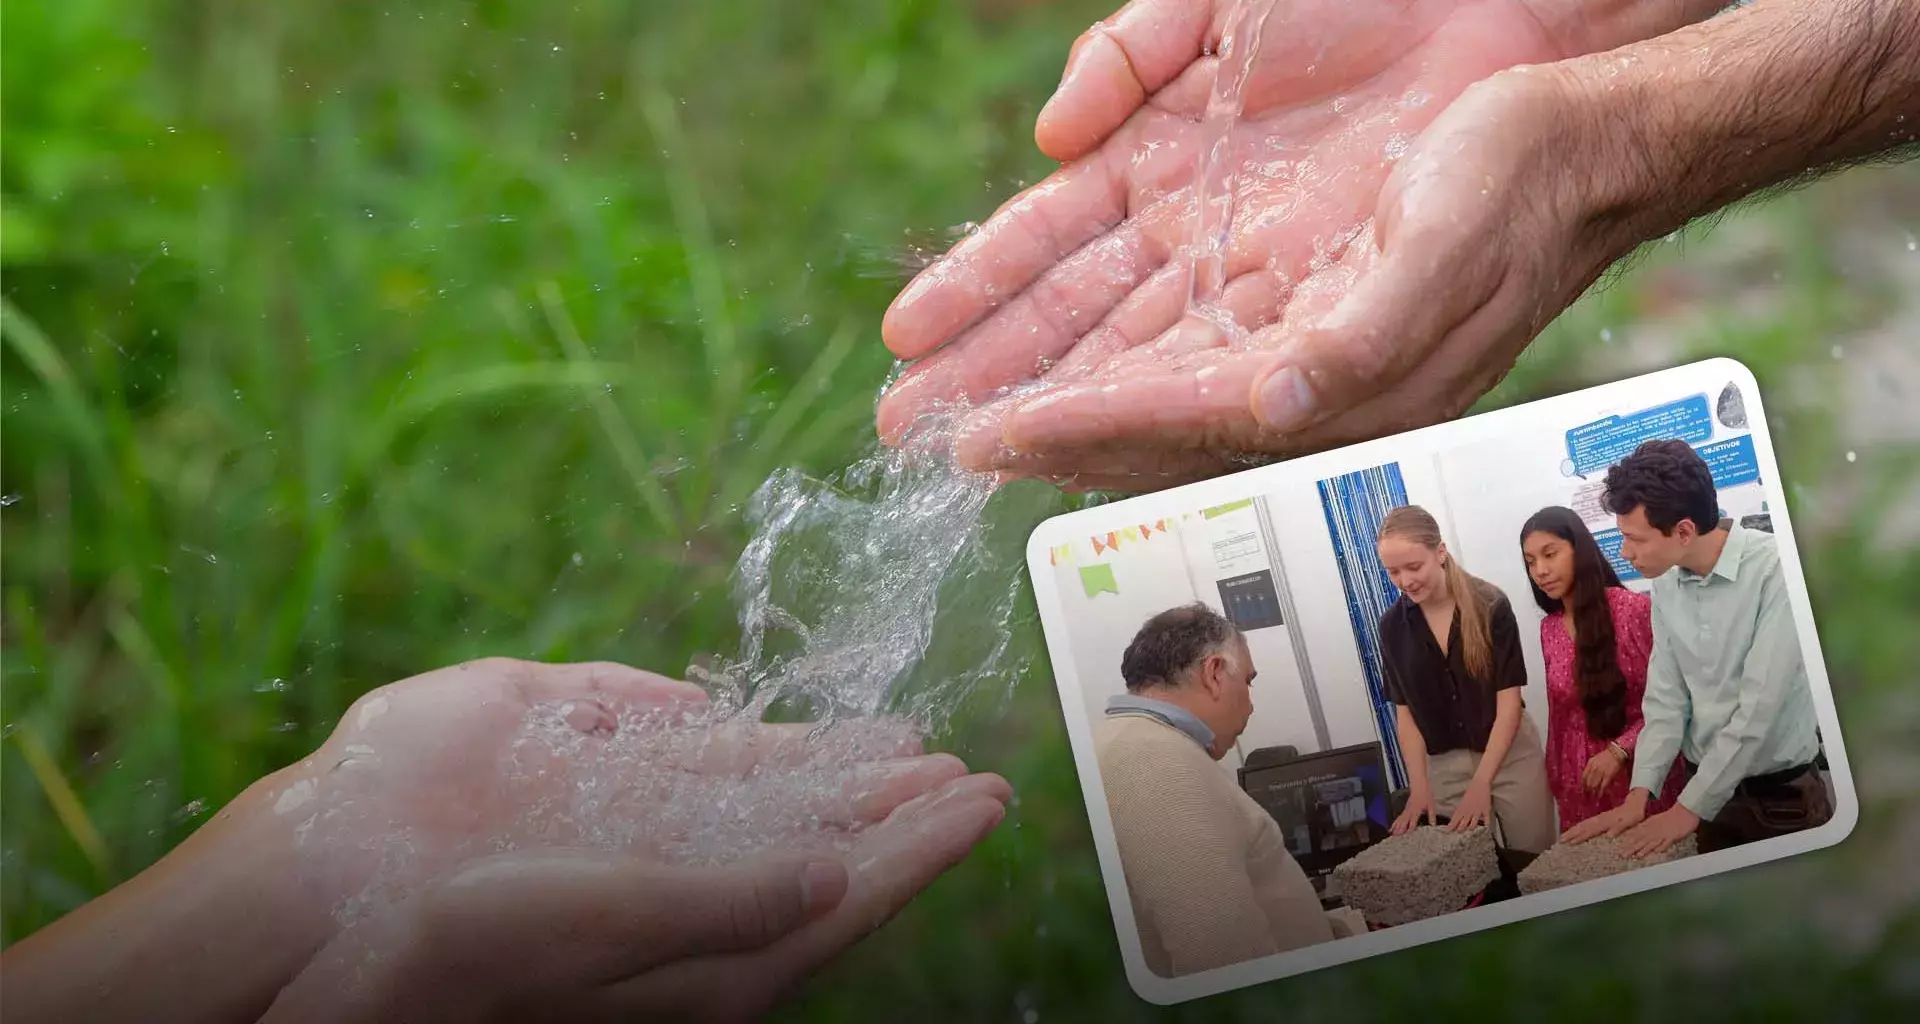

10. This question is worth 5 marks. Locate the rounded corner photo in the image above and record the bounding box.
[1030,360,1858,998]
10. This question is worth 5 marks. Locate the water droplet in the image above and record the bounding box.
[1831,345,1845,360]
[272,722,299,733]
[1599,328,1614,343]
[255,678,289,693]
[1846,451,1857,463]
[571,552,584,567]
[0,494,20,507]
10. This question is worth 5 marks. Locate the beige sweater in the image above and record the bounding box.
[1094,714,1335,977]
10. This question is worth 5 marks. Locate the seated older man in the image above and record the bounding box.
[1095,603,1335,978]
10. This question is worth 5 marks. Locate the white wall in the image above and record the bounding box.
[1423,440,1564,737]
[1054,510,1320,778]
[1258,479,1381,751]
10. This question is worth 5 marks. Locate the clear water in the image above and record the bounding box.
[1187,0,1279,323]
[305,409,1048,925]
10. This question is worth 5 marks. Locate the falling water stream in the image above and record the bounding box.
[302,0,1278,927]
[1188,0,1279,319]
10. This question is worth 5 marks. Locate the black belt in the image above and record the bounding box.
[1683,759,1815,797]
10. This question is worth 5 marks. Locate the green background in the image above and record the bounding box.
[5,1,1917,1020]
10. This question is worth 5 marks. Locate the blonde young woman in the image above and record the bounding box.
[1376,506,1556,853]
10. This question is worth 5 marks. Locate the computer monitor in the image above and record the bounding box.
[1238,742,1393,878]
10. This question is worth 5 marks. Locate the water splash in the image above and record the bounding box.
[305,408,1047,925]
[707,412,1035,732]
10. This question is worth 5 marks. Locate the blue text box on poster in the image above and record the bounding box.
[1566,395,1714,476]
[1592,528,1644,582]
[1696,434,1761,489]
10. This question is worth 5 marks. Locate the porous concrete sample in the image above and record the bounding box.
[1330,825,1499,926]
[1517,833,1698,895]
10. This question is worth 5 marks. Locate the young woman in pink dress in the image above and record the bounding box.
[1518,506,1687,831]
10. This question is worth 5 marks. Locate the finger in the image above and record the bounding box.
[1000,348,1277,454]
[798,754,972,827]
[510,660,712,716]
[881,157,1131,363]
[674,719,927,777]
[1035,0,1218,162]
[983,442,1236,488]
[1275,275,1536,457]
[943,262,1207,468]
[601,774,1012,1020]
[878,230,1169,444]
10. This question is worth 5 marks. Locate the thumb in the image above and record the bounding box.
[1249,241,1489,436]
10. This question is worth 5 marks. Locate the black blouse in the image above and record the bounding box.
[1378,583,1527,756]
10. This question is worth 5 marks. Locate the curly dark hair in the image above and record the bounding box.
[1601,439,1720,535]
[1520,507,1630,740]
[1121,603,1240,692]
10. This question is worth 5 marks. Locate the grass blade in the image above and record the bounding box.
[537,281,682,540]
[11,724,115,888]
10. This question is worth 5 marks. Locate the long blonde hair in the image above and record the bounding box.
[1379,505,1495,683]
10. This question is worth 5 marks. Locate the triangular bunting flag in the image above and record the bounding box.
[1121,526,1141,543]
[1092,535,1106,555]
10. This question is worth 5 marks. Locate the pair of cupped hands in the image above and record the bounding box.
[878,0,1721,491]
[278,2,1709,1016]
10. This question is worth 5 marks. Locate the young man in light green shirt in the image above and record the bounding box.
[1561,439,1830,857]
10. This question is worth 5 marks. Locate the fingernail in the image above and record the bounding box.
[800,859,849,915]
[1257,366,1316,431]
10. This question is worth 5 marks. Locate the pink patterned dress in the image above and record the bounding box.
[1541,587,1689,830]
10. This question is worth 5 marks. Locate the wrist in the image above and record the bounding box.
[1554,0,1920,250]
[3,765,332,1023]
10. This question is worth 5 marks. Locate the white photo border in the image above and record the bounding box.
[1024,357,1861,1006]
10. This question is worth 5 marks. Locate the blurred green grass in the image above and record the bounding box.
[4,1,1917,1021]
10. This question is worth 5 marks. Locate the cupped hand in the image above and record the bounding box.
[876,0,1725,492]
[257,657,964,932]
[261,774,1011,1023]
[876,0,1576,490]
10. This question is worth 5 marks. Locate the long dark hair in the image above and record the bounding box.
[1520,507,1629,740]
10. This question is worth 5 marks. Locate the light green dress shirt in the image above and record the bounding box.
[1629,521,1822,820]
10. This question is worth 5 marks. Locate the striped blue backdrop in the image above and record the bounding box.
[1316,462,1411,791]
